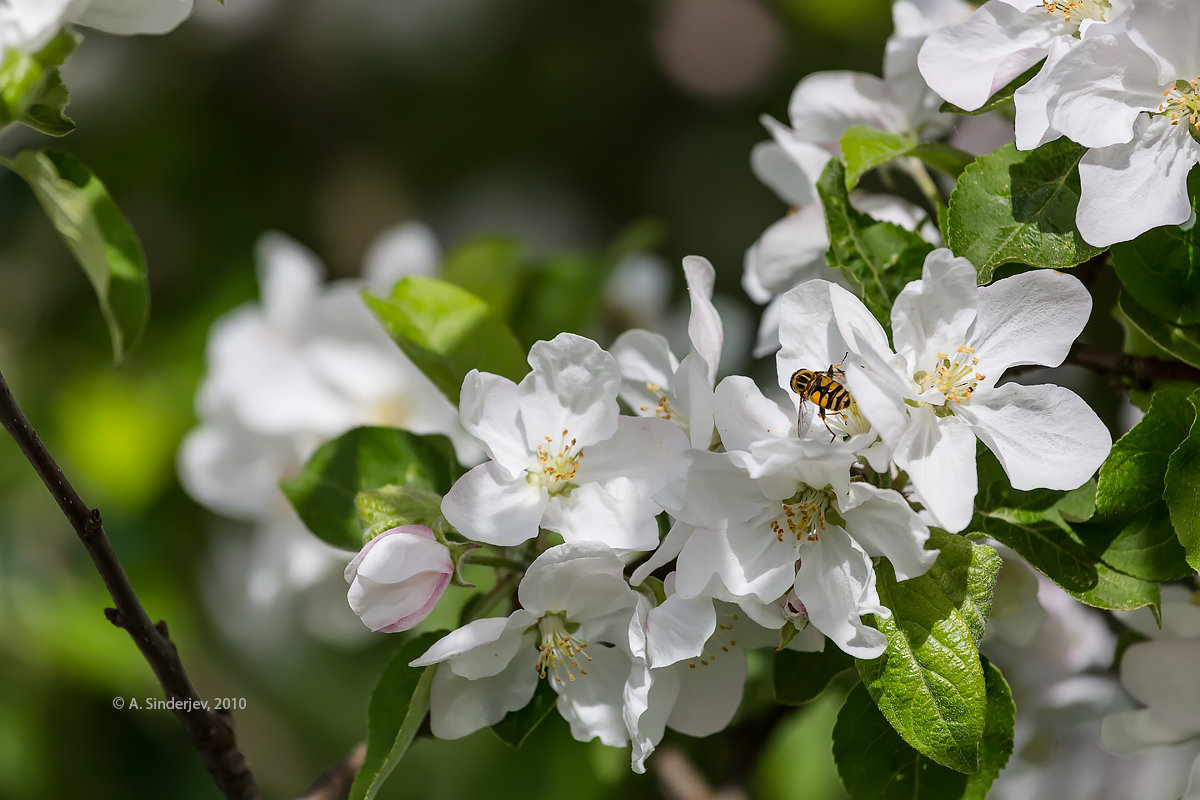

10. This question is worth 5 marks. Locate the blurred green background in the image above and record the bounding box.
[0,0,897,796]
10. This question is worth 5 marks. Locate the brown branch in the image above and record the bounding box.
[294,742,367,800]
[1065,347,1200,389]
[0,368,262,800]
[652,746,748,800]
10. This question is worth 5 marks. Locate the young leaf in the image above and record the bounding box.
[922,532,1002,645]
[365,277,529,405]
[1165,389,1200,571]
[817,158,935,326]
[774,647,855,706]
[1110,169,1200,325]
[491,679,558,748]
[0,150,148,364]
[441,238,525,320]
[840,126,918,190]
[946,140,1103,282]
[281,427,461,549]
[350,633,442,800]
[356,485,447,541]
[833,659,1014,800]
[1119,291,1200,370]
[0,31,78,135]
[855,552,989,774]
[510,253,616,347]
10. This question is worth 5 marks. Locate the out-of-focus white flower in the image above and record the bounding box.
[0,0,193,57]
[412,542,638,745]
[442,333,688,552]
[611,256,722,450]
[179,224,470,650]
[1013,0,1200,246]
[344,525,453,633]
[780,249,1110,532]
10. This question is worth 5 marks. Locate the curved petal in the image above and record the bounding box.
[750,135,830,207]
[646,594,717,668]
[745,205,832,298]
[520,333,621,449]
[676,524,797,603]
[667,646,747,736]
[555,643,632,746]
[458,370,528,476]
[891,248,979,368]
[712,375,793,452]
[76,0,193,34]
[970,268,1092,384]
[427,643,540,739]
[841,483,936,581]
[441,462,547,546]
[253,232,323,336]
[611,329,678,414]
[759,116,834,195]
[788,71,909,141]
[683,256,723,386]
[518,542,627,615]
[575,416,689,496]
[956,383,1111,491]
[918,0,1057,111]
[677,353,715,450]
[1077,116,1200,248]
[793,527,889,659]
[1120,640,1200,731]
[631,521,696,587]
[543,480,662,553]
[894,406,978,533]
[410,612,537,673]
[350,529,451,584]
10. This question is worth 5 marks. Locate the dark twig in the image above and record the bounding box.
[0,368,262,800]
[294,742,367,800]
[1065,347,1200,389]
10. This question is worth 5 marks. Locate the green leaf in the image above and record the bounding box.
[1110,168,1200,325]
[961,658,1016,800]
[491,678,558,748]
[0,150,148,364]
[774,647,855,706]
[1076,388,1194,581]
[855,552,988,773]
[441,238,525,320]
[1119,291,1200,370]
[1165,389,1200,571]
[833,659,1014,800]
[365,277,529,405]
[510,253,616,347]
[923,531,1002,645]
[356,485,447,541]
[350,633,442,800]
[840,126,917,190]
[281,427,461,549]
[0,31,78,135]
[946,140,1104,282]
[817,158,935,326]
[839,126,974,191]
[939,61,1044,117]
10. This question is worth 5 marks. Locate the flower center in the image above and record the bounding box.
[535,613,592,684]
[530,429,583,494]
[638,382,674,421]
[1158,78,1200,138]
[1039,0,1110,29]
[914,345,986,405]
[770,487,832,543]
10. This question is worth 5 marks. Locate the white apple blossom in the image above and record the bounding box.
[610,256,722,450]
[442,332,688,552]
[0,0,193,57]
[344,525,453,634]
[664,437,934,659]
[411,542,638,745]
[1012,0,1200,246]
[179,224,471,648]
[780,248,1111,532]
[917,0,1126,116]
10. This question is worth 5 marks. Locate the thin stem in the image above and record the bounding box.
[0,368,261,800]
[294,742,366,800]
[462,553,527,572]
[901,156,943,215]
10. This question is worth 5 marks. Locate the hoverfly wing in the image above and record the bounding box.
[795,400,814,439]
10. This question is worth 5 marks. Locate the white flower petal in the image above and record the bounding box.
[842,483,936,581]
[957,382,1111,491]
[667,646,746,736]
[794,527,889,659]
[630,521,696,587]
[517,542,630,618]
[646,594,717,668]
[759,116,835,194]
[918,0,1058,111]
[970,268,1092,383]
[575,416,689,497]
[458,370,528,476]
[1100,708,1199,753]
[441,462,547,546]
[1077,115,1200,247]
[76,0,193,35]
[890,248,979,369]
[520,333,621,449]
[543,480,662,553]
[410,612,537,675]
[894,406,978,533]
[610,329,679,417]
[683,256,723,386]
[788,71,909,141]
[750,137,829,207]
[676,524,796,603]
[362,222,440,293]
[712,376,793,452]
[555,643,632,747]
[427,644,540,739]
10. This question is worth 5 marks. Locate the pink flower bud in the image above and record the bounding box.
[344,525,453,633]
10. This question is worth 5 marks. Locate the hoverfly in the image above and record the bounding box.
[789,354,852,441]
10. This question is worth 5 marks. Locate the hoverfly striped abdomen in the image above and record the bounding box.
[789,357,852,440]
